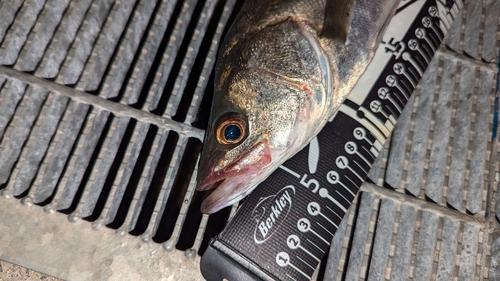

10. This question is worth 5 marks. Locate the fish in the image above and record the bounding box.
[196,0,401,214]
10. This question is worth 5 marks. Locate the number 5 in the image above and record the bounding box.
[300,174,319,193]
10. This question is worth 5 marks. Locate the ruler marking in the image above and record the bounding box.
[289,263,310,279]
[339,105,386,144]
[356,150,371,166]
[338,179,355,197]
[363,146,376,159]
[325,205,342,220]
[353,159,368,175]
[316,221,334,237]
[347,164,364,181]
[335,190,350,207]
[319,188,347,212]
[296,255,315,271]
[310,228,329,245]
[306,238,325,254]
[279,165,301,178]
[358,107,391,138]
[300,246,321,262]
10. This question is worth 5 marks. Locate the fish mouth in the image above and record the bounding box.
[196,140,272,214]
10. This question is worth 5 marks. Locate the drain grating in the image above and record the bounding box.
[0,0,499,280]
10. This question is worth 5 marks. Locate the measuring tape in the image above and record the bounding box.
[201,1,463,280]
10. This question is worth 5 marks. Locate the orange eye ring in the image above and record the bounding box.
[215,113,247,145]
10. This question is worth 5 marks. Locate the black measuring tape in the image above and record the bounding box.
[201,1,463,280]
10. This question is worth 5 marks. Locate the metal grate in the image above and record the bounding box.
[0,0,499,280]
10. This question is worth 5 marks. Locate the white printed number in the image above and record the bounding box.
[276,252,290,267]
[297,218,311,233]
[336,156,348,169]
[287,235,301,250]
[300,174,319,193]
[307,202,321,216]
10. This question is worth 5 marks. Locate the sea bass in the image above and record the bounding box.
[196,0,400,214]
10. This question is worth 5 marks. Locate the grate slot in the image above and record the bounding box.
[34,102,90,203]
[122,0,181,102]
[161,0,220,118]
[176,189,208,251]
[16,0,71,72]
[104,122,154,227]
[197,205,232,255]
[36,0,93,78]
[56,110,111,212]
[129,130,179,235]
[79,0,140,91]
[152,137,201,243]
[148,0,202,114]
[171,0,231,123]
[184,0,240,125]
[57,0,115,85]
[80,116,131,218]
[0,87,48,195]
[100,0,159,99]
[150,134,187,233]
[13,95,69,200]
[0,0,46,65]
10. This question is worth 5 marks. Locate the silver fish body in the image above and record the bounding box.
[196,0,400,214]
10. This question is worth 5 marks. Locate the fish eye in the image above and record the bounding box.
[215,113,247,145]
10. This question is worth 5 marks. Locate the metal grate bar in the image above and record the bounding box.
[12,95,69,196]
[17,0,72,72]
[184,0,236,124]
[58,0,115,85]
[100,0,159,98]
[0,0,46,65]
[36,0,94,78]
[462,0,482,59]
[56,110,111,211]
[425,58,456,203]
[482,0,500,62]
[161,0,219,117]
[35,102,90,203]
[148,0,200,112]
[127,129,172,231]
[0,0,25,43]
[80,116,130,218]
[123,0,179,102]
[0,80,27,139]
[80,0,140,91]
[447,64,475,211]
[104,122,151,224]
[0,87,48,194]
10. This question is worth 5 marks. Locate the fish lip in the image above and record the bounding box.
[197,140,272,213]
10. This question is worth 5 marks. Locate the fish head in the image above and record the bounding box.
[197,19,333,214]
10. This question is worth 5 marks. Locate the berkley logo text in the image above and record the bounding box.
[253,185,295,244]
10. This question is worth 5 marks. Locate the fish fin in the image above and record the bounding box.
[321,0,356,42]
